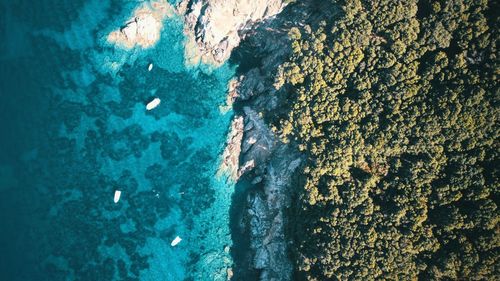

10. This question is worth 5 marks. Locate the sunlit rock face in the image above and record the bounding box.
[181,0,287,66]
[107,0,175,49]
[107,0,287,65]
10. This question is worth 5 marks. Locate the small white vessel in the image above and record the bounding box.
[171,236,182,246]
[146,98,161,110]
[148,63,153,71]
[114,190,122,203]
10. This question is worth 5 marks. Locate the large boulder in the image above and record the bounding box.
[107,0,175,49]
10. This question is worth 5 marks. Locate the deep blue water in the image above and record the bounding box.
[0,0,236,280]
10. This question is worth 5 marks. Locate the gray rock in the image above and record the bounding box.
[254,247,269,269]
[242,136,257,153]
[244,119,255,131]
[232,14,308,276]
[241,107,275,166]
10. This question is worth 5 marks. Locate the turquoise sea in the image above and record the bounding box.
[0,0,237,280]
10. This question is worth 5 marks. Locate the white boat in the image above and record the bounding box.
[114,190,121,203]
[171,236,182,246]
[146,98,161,110]
[148,63,153,71]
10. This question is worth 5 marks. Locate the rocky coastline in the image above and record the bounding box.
[108,1,301,279]
[179,0,287,66]
[225,22,300,281]
[193,1,311,279]
[214,1,332,278]
[179,1,314,279]
[179,1,334,279]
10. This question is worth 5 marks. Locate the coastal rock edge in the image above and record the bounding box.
[180,0,287,66]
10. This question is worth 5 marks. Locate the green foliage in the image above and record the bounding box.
[276,0,499,279]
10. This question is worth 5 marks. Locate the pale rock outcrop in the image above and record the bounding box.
[219,78,240,113]
[107,0,175,49]
[238,159,255,177]
[218,116,244,181]
[182,0,287,65]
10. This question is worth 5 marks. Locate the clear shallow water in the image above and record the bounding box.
[0,0,236,280]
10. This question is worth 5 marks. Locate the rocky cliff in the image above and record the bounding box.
[178,1,316,280]
[213,3,311,280]
[180,0,288,66]
[227,24,300,281]
[217,2,332,279]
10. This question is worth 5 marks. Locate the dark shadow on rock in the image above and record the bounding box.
[229,177,260,281]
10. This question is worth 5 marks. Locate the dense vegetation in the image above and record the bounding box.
[273,0,499,279]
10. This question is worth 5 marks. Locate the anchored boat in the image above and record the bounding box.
[146,98,161,110]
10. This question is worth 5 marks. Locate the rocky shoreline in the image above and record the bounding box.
[205,1,309,279]
[178,1,333,279]
[226,34,299,281]
[180,0,287,66]
[217,1,332,278]
[178,1,313,279]
[179,0,319,280]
